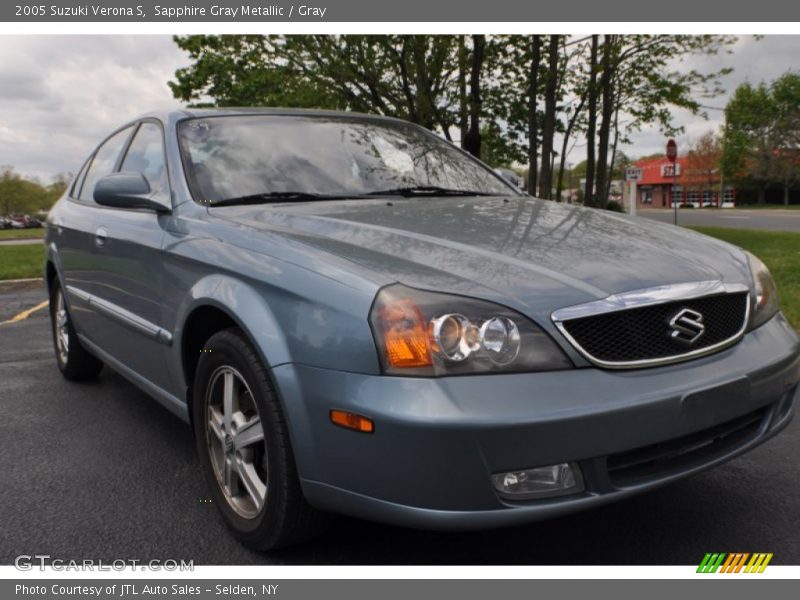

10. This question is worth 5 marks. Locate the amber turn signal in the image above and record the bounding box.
[377,299,433,368]
[330,410,375,433]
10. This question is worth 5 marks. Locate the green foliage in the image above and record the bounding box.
[171,35,461,136]
[169,35,338,109]
[721,72,800,195]
[605,200,624,212]
[480,122,520,167]
[609,35,734,141]
[169,35,736,186]
[0,167,66,215]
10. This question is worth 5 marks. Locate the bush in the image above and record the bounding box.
[605,200,625,212]
[679,203,695,209]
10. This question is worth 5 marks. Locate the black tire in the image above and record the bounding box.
[50,279,104,381]
[192,328,330,550]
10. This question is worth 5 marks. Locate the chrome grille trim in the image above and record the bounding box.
[551,281,751,369]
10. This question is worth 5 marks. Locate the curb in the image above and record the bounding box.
[0,277,44,287]
[0,238,45,244]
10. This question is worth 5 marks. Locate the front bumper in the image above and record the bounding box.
[271,313,799,530]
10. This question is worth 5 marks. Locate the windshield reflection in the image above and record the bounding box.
[178,115,515,204]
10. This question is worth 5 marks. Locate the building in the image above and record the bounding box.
[629,156,736,208]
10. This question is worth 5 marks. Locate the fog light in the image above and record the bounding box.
[492,463,583,500]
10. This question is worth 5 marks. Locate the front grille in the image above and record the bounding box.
[558,292,749,367]
[607,407,766,486]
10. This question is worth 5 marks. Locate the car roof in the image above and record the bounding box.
[133,107,410,127]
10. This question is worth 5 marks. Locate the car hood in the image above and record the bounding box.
[210,196,752,321]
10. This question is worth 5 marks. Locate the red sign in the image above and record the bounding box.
[666,139,678,164]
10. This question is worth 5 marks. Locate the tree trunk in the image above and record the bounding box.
[605,107,620,203]
[527,35,541,196]
[583,35,599,207]
[556,136,569,203]
[538,35,560,200]
[463,35,485,159]
[594,36,615,210]
[410,38,436,131]
[556,95,587,202]
[458,35,468,148]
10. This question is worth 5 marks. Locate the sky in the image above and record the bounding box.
[0,34,798,183]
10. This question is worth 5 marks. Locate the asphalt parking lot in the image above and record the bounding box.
[638,208,800,232]
[1,280,798,566]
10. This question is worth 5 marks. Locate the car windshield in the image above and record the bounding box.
[178,114,516,205]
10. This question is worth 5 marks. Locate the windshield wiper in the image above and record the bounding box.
[366,185,496,198]
[210,192,359,207]
[209,187,497,206]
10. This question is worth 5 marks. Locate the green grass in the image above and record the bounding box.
[0,228,45,240]
[0,244,44,280]
[691,227,800,330]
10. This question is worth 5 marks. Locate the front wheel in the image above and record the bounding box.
[192,328,329,550]
[50,280,103,380]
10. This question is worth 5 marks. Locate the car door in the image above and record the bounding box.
[86,120,174,391]
[56,125,136,341]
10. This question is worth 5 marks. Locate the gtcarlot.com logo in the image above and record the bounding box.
[14,555,194,572]
[697,552,773,573]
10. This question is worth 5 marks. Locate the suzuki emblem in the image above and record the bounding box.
[668,308,706,344]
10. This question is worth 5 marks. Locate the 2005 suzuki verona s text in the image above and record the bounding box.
[45,109,799,550]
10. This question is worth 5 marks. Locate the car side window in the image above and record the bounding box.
[70,159,90,198]
[121,122,169,197]
[78,126,134,203]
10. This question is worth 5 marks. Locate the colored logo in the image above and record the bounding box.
[697,553,773,573]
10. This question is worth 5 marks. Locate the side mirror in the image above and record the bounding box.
[94,172,170,212]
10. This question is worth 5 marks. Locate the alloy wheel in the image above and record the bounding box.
[205,365,268,519]
[55,288,70,365]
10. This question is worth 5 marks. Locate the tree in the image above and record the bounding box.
[171,35,461,137]
[170,35,335,109]
[555,92,587,202]
[170,34,736,204]
[770,73,800,204]
[583,36,599,206]
[0,167,63,215]
[594,35,616,209]
[687,131,722,203]
[462,35,486,157]
[527,35,542,194]
[538,35,561,199]
[722,72,800,205]
[588,35,735,207]
[477,35,542,187]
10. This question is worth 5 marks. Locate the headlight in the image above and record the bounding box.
[369,284,573,376]
[746,251,780,329]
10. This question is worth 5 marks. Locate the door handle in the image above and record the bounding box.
[95,227,108,248]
